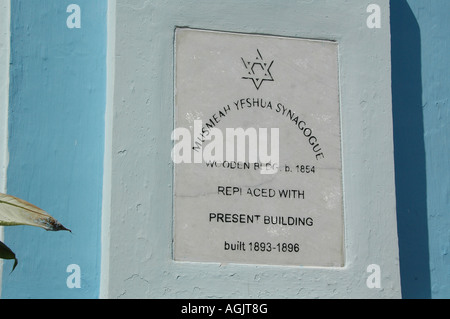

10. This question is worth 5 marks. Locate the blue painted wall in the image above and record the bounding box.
[392,0,450,299]
[2,0,107,298]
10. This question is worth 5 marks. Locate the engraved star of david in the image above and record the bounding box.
[241,49,274,90]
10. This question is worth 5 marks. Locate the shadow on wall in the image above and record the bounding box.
[390,0,431,299]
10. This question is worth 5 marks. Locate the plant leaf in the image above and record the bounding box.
[0,240,18,273]
[0,192,70,232]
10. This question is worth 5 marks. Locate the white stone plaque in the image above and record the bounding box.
[173,28,344,267]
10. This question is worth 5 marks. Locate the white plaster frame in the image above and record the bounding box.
[101,0,401,298]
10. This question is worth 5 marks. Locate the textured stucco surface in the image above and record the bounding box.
[102,0,401,298]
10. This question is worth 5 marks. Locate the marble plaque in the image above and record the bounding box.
[173,28,344,267]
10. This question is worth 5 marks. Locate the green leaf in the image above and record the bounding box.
[0,192,70,232]
[0,240,18,273]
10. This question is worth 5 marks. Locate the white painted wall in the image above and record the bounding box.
[102,0,401,298]
[100,0,116,299]
[0,0,10,296]
[0,0,9,192]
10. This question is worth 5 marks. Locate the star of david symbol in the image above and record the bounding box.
[241,49,274,90]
